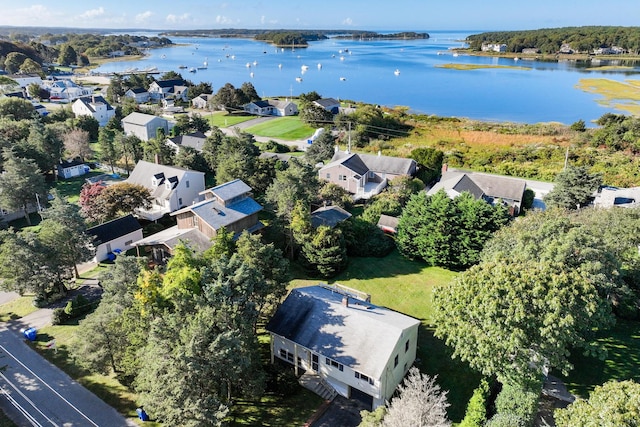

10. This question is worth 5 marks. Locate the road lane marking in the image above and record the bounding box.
[0,372,55,426]
[0,343,100,427]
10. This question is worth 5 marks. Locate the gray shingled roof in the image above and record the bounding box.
[131,225,212,253]
[187,197,262,231]
[314,98,340,108]
[127,161,200,195]
[122,112,165,126]
[208,179,252,203]
[429,170,526,202]
[322,151,416,177]
[311,206,352,228]
[168,131,207,152]
[87,214,141,244]
[76,95,114,112]
[377,214,399,232]
[266,286,420,379]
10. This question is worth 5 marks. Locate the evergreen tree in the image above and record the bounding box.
[544,165,602,210]
[301,225,348,278]
[0,150,47,225]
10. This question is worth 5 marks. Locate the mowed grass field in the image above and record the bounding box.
[208,111,257,128]
[244,117,315,140]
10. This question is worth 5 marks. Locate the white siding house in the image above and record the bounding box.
[126,160,205,220]
[86,215,143,262]
[71,95,115,126]
[267,285,420,409]
[122,112,170,141]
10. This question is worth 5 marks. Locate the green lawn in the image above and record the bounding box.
[0,295,38,322]
[244,117,315,140]
[560,319,640,398]
[208,111,257,128]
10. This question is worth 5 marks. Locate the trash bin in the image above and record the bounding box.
[23,327,37,341]
[136,407,149,421]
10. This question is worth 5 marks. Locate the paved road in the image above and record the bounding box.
[0,287,134,426]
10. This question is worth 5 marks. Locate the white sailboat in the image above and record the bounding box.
[394,69,401,76]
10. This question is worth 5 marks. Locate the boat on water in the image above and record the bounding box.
[178,65,187,69]
[295,77,303,82]
[253,60,258,66]
[278,64,283,69]
[246,62,251,68]
[452,52,459,57]
[161,54,166,59]
[189,67,197,73]
[317,63,322,69]
[339,77,346,81]
[340,56,345,61]
[250,72,254,78]
[394,69,401,76]
[301,65,309,71]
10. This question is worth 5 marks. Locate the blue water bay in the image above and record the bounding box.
[94,31,640,125]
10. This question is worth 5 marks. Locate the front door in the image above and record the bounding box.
[311,354,319,372]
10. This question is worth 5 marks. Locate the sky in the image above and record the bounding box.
[0,0,639,32]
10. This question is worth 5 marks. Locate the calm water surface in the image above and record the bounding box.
[94,31,640,125]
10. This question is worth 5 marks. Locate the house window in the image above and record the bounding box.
[279,349,294,363]
[326,173,331,179]
[178,198,183,206]
[405,340,410,353]
[325,357,344,371]
[186,180,190,188]
[124,240,133,246]
[369,171,375,178]
[394,355,399,368]
[338,174,347,181]
[355,372,374,385]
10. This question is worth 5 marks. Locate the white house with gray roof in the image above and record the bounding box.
[71,95,115,126]
[243,99,298,116]
[428,167,527,215]
[126,160,205,220]
[319,150,417,199]
[122,112,170,141]
[266,285,420,409]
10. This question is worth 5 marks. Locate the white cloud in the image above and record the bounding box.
[79,7,105,20]
[166,13,191,24]
[215,15,233,25]
[342,17,354,26]
[136,11,153,24]
[261,15,265,25]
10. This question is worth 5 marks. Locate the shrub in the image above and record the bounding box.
[493,383,540,427]
[460,379,490,427]
[341,218,395,258]
[64,294,91,318]
[485,413,528,427]
[51,307,70,325]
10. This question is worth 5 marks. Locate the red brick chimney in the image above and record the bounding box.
[341,296,349,307]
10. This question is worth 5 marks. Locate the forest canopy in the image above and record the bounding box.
[466,26,640,55]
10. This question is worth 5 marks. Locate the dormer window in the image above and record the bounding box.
[152,172,165,187]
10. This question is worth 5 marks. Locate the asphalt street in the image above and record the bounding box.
[0,291,134,427]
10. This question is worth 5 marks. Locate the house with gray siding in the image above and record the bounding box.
[122,112,170,141]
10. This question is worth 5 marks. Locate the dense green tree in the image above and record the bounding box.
[432,257,613,384]
[97,127,120,173]
[187,81,213,100]
[235,232,289,322]
[481,208,639,318]
[239,81,260,102]
[299,91,322,105]
[19,58,43,76]
[0,97,35,121]
[26,118,64,177]
[0,150,47,225]
[161,243,203,303]
[459,379,490,427]
[397,191,509,269]
[4,52,28,74]
[318,182,352,209]
[213,83,247,111]
[106,75,125,103]
[201,128,224,171]
[555,380,640,427]
[544,165,602,209]
[57,44,78,66]
[305,130,336,164]
[266,158,321,257]
[214,133,259,184]
[301,225,348,278]
[361,193,403,224]
[410,147,444,185]
[203,227,236,261]
[300,103,334,128]
[341,217,395,258]
[174,145,208,172]
[120,134,143,174]
[39,192,93,279]
[70,115,100,141]
[0,229,52,297]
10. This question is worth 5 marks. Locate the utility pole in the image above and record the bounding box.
[347,121,351,153]
[564,146,569,170]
